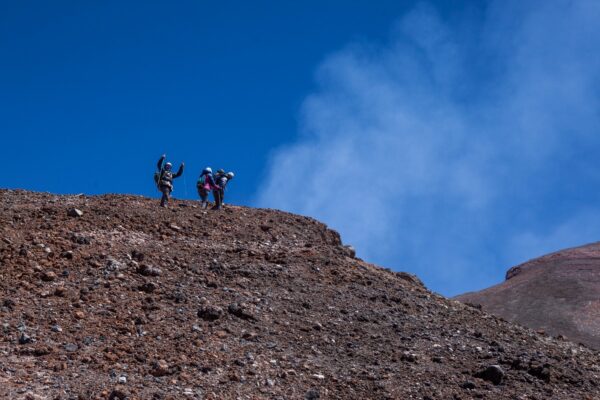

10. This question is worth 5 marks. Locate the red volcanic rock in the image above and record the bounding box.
[0,189,599,399]
[457,242,600,350]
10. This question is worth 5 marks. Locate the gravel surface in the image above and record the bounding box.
[0,189,599,399]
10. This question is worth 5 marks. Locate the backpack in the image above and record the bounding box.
[197,174,207,187]
[154,170,164,190]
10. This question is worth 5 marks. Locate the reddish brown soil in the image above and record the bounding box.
[456,242,600,352]
[1,190,600,399]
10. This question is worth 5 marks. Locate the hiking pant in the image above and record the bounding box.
[160,185,172,207]
[197,187,209,209]
[212,189,222,210]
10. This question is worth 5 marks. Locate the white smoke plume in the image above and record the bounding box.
[257,1,600,295]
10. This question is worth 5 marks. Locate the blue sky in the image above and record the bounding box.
[3,1,600,296]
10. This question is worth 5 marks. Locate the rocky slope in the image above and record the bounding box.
[1,189,599,399]
[456,242,600,351]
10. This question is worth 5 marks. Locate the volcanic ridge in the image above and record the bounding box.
[457,241,600,352]
[0,190,599,399]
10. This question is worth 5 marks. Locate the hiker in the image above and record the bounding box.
[214,169,226,181]
[196,167,217,209]
[155,154,184,208]
[213,171,234,210]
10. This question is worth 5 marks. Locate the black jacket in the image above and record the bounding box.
[157,156,184,186]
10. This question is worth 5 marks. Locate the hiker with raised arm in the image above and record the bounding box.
[155,154,184,208]
[196,167,218,209]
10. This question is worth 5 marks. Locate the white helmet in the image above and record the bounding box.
[226,172,234,179]
[204,167,212,173]
[165,162,173,170]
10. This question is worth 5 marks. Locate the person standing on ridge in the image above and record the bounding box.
[196,167,217,209]
[214,169,225,181]
[155,154,184,208]
[213,171,234,210]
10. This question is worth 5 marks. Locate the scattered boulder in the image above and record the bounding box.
[61,250,73,259]
[474,364,504,385]
[528,363,552,383]
[41,271,57,282]
[64,343,78,352]
[108,389,128,400]
[2,299,15,310]
[71,233,91,245]
[305,388,320,400]
[342,245,356,258]
[228,302,257,321]
[137,264,161,277]
[139,282,158,293]
[197,305,223,321]
[169,223,182,232]
[401,351,418,363]
[19,333,32,345]
[151,359,171,377]
[67,208,83,218]
[131,250,144,262]
[459,381,476,390]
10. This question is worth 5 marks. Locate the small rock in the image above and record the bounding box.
[106,257,122,270]
[64,343,78,352]
[137,264,161,277]
[2,299,15,310]
[169,224,182,232]
[342,245,356,257]
[41,271,57,282]
[71,233,91,245]
[19,333,32,345]
[197,305,223,321]
[528,364,552,383]
[151,359,171,377]
[305,388,320,400]
[51,325,62,333]
[108,389,128,400]
[139,282,158,293]
[118,376,127,384]
[228,302,257,321]
[474,364,504,385]
[401,351,418,363]
[460,381,476,389]
[67,208,83,218]
[131,250,144,261]
[242,331,258,341]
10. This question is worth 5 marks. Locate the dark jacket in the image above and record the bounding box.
[157,156,184,187]
[215,175,228,191]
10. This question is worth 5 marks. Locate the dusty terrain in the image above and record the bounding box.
[1,189,599,399]
[457,242,600,351]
